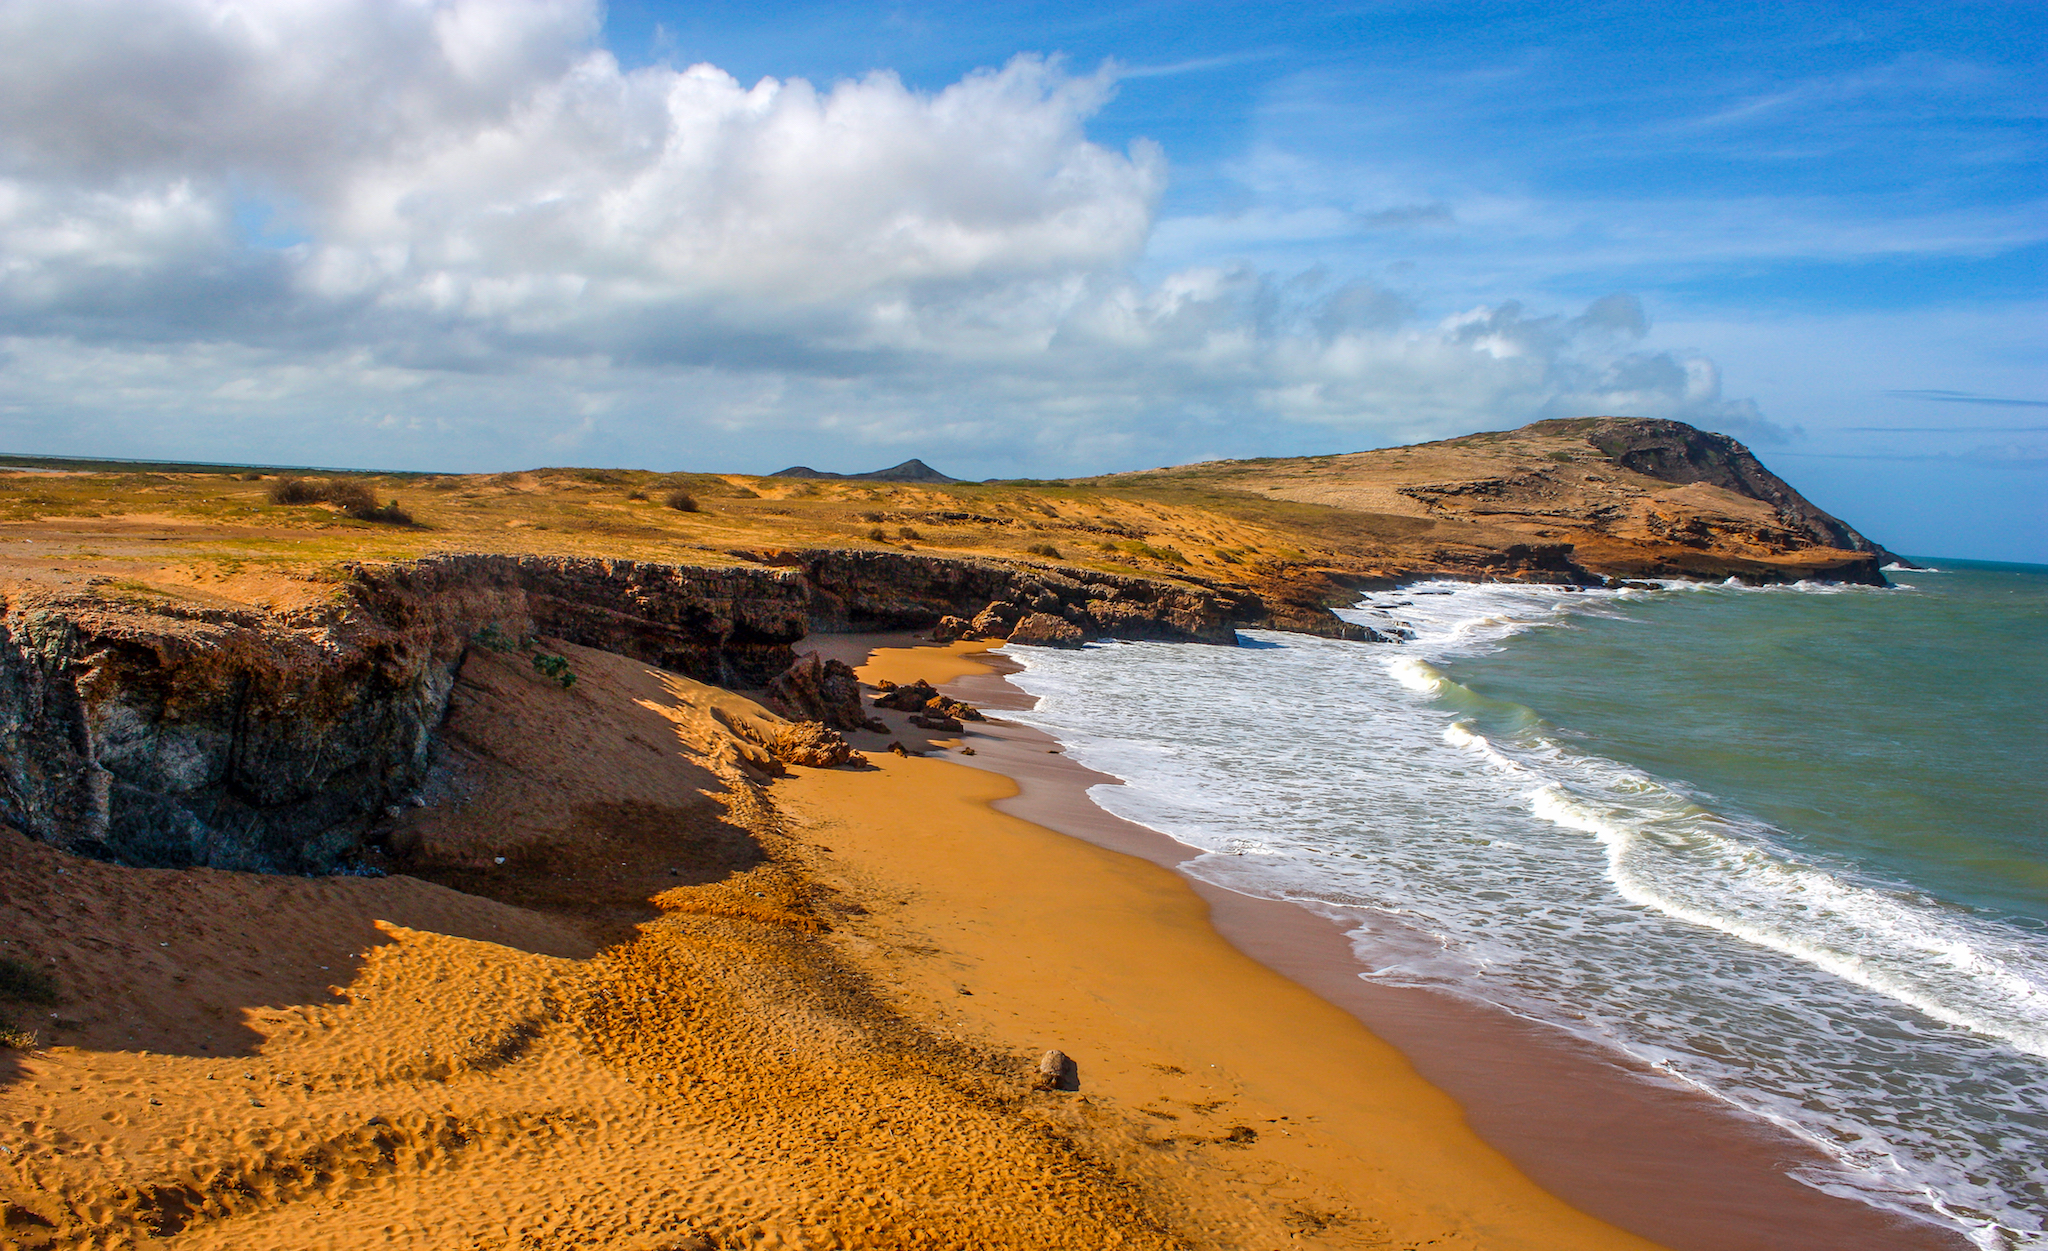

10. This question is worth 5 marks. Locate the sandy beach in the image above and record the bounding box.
[0,630,1967,1248]
[866,637,1974,1251]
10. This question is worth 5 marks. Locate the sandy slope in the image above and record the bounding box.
[1,640,1660,1250]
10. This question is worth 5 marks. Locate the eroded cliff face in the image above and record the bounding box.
[0,550,1315,873]
[0,556,811,872]
[787,548,1376,644]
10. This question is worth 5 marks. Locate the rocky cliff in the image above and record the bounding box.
[0,549,1330,873]
[0,556,811,872]
[1539,417,1901,564]
[786,548,1374,644]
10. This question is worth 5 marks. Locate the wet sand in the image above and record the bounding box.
[840,633,1969,1251]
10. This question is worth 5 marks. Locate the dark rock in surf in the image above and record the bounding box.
[968,601,1022,639]
[1007,612,1086,649]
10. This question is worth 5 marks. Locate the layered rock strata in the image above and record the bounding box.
[791,548,1380,643]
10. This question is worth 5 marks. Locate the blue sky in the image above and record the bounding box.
[0,0,2040,559]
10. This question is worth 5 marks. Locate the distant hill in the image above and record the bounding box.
[771,458,958,484]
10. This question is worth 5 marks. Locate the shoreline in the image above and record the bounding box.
[828,631,1970,1251]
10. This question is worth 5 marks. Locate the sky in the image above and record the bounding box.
[0,1,2040,560]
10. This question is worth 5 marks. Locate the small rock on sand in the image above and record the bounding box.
[1035,1048,1079,1091]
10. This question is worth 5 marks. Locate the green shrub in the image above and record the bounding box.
[1025,542,1062,559]
[664,490,699,512]
[532,653,576,689]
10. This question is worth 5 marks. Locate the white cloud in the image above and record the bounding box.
[0,0,1789,473]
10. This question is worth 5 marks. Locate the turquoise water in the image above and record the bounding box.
[1002,564,2048,1247]
[1442,562,2048,932]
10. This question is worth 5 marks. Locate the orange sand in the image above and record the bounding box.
[0,637,1664,1249]
[854,638,1007,687]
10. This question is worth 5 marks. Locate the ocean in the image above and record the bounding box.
[999,560,2047,1250]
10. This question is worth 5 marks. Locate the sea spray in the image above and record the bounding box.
[1001,569,2048,1249]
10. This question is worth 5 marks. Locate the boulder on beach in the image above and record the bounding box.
[910,711,965,733]
[771,721,859,768]
[930,615,971,642]
[766,652,867,730]
[873,679,941,711]
[1007,612,1086,649]
[968,601,1022,639]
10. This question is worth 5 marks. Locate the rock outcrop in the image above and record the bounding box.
[765,652,867,731]
[1007,613,1087,649]
[770,721,860,769]
[968,601,1022,639]
[872,680,941,712]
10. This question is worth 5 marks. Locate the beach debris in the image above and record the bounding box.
[766,652,867,730]
[959,746,976,756]
[1035,1048,1080,1092]
[770,721,858,768]
[1007,612,1086,649]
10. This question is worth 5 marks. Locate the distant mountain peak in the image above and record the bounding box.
[770,458,958,484]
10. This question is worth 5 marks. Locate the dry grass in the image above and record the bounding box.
[0,458,1398,602]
